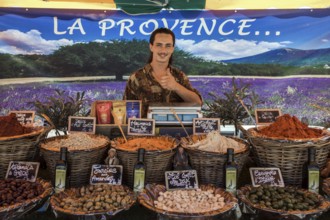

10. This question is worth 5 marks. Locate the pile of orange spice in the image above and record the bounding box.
[113,137,175,151]
[258,114,323,139]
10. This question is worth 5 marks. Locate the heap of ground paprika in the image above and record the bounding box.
[258,114,323,139]
[0,113,27,137]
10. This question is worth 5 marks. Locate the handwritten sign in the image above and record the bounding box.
[90,164,123,185]
[193,118,220,134]
[249,167,284,187]
[255,109,281,125]
[165,170,199,190]
[6,161,40,182]
[127,118,155,136]
[9,111,35,125]
[68,116,96,134]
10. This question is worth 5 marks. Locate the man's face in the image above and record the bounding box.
[150,33,174,64]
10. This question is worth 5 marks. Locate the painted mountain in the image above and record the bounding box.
[223,48,330,67]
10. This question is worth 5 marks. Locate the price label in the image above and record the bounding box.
[68,116,96,134]
[165,170,199,190]
[255,109,281,125]
[193,118,220,134]
[90,164,122,185]
[127,118,155,136]
[9,111,35,125]
[6,161,40,182]
[249,167,284,187]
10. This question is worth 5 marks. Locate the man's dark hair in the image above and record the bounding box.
[148,27,175,64]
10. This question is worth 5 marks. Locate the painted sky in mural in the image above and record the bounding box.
[1,9,330,60]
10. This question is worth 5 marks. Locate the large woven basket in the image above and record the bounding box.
[245,127,330,186]
[40,134,109,187]
[0,126,47,179]
[238,185,330,220]
[181,135,250,188]
[138,183,238,219]
[0,178,53,220]
[111,136,177,188]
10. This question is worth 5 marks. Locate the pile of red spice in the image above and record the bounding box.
[258,114,323,139]
[0,113,32,137]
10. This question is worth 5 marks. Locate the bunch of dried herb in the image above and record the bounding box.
[203,77,261,135]
[31,89,88,135]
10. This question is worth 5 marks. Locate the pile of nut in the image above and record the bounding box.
[41,133,109,151]
[54,184,133,213]
[0,179,45,207]
[154,189,225,213]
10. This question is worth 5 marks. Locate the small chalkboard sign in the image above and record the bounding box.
[90,164,122,185]
[255,109,281,125]
[9,111,35,125]
[249,167,284,187]
[128,118,155,136]
[6,161,40,182]
[193,118,220,134]
[68,116,96,134]
[165,170,199,190]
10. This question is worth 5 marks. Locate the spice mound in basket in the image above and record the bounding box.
[0,113,43,139]
[51,184,135,216]
[111,136,176,151]
[138,184,237,217]
[41,133,108,151]
[238,185,330,218]
[0,178,53,218]
[251,114,327,140]
[182,130,246,153]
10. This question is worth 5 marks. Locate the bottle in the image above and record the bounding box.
[54,147,68,193]
[133,148,146,192]
[306,147,320,193]
[225,148,238,196]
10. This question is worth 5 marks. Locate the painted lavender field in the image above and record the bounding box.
[1,77,329,126]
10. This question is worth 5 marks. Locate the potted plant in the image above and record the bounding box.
[203,77,261,136]
[31,89,89,136]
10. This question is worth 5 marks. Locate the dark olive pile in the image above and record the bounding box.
[247,185,320,211]
[0,179,45,207]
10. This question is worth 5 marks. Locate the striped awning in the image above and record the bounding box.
[1,0,329,12]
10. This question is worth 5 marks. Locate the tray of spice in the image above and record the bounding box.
[138,183,237,219]
[50,184,135,218]
[0,178,53,220]
[238,185,330,220]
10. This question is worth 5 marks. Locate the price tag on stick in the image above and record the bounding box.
[68,116,96,134]
[249,167,284,187]
[255,109,282,125]
[6,161,40,182]
[9,111,35,125]
[193,118,220,134]
[128,118,155,136]
[165,170,199,190]
[90,164,123,185]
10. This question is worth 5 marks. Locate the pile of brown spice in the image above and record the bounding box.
[258,114,324,139]
[0,113,33,137]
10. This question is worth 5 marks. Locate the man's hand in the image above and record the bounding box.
[159,68,177,91]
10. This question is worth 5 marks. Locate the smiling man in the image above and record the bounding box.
[123,27,202,117]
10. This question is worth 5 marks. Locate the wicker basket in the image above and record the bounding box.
[0,127,47,179]
[40,134,109,187]
[245,127,330,186]
[181,135,250,188]
[322,177,330,200]
[0,178,53,220]
[238,185,330,220]
[50,184,135,219]
[138,183,238,219]
[111,136,177,188]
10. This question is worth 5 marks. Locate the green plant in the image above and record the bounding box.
[203,77,261,135]
[31,89,88,135]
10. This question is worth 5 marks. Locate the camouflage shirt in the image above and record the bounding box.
[123,64,202,117]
